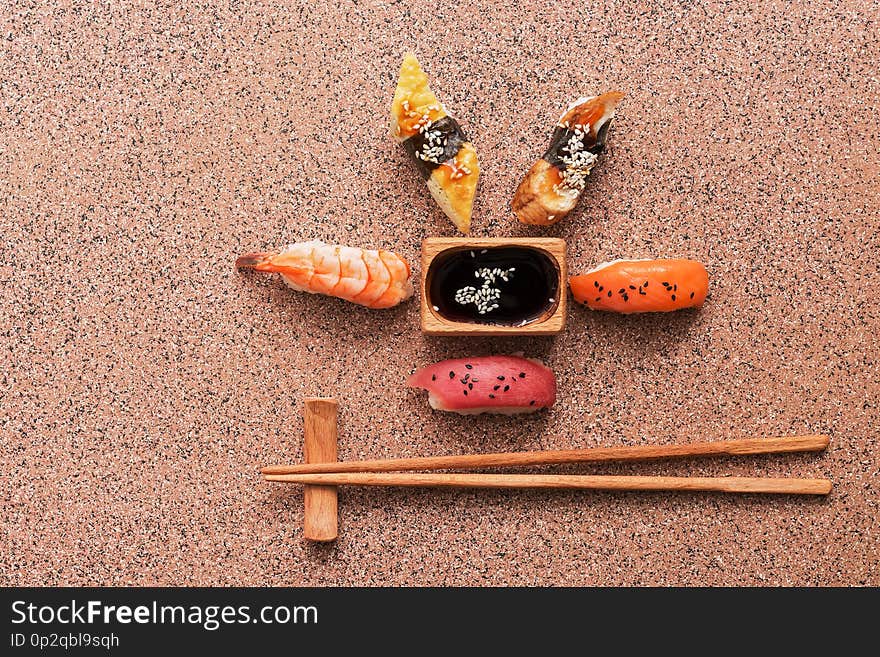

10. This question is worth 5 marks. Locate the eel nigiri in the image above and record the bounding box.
[513,92,623,226]
[569,259,708,314]
[408,355,556,415]
[391,53,480,234]
[236,240,413,309]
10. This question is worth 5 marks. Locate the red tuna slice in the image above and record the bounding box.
[407,355,556,415]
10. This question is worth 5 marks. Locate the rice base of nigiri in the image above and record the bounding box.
[423,399,539,417]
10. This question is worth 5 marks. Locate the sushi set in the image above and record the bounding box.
[236,54,832,540]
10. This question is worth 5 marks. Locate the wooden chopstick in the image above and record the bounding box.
[261,434,829,475]
[263,472,832,495]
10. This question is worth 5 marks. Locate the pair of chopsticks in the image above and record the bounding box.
[262,434,832,495]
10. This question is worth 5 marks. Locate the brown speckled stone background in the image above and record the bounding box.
[2,1,878,586]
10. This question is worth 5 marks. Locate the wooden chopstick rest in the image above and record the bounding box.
[302,398,338,542]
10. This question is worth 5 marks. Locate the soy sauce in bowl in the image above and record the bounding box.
[427,246,559,326]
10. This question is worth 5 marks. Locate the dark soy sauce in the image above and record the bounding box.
[428,246,559,326]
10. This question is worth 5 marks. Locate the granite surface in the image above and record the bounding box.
[2,0,878,586]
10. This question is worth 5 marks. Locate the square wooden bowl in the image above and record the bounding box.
[420,237,566,336]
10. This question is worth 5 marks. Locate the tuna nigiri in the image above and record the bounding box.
[513,92,623,226]
[236,240,413,309]
[391,53,480,234]
[407,355,556,415]
[569,259,708,314]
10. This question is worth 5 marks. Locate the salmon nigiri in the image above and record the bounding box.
[236,240,413,309]
[513,92,623,226]
[569,259,708,314]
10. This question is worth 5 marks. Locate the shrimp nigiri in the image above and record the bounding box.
[569,259,708,314]
[236,240,414,309]
[513,92,623,226]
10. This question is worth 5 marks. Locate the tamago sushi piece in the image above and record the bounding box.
[408,355,556,415]
[236,240,413,309]
[569,259,708,314]
[391,53,480,233]
[513,92,623,226]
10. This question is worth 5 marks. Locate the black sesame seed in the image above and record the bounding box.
[465,364,473,369]
[690,292,695,299]
[671,294,676,301]
[504,385,510,392]
[519,372,526,378]
[449,371,454,379]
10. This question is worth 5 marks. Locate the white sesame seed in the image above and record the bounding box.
[455,266,514,315]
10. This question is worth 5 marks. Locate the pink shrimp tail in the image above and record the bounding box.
[236,252,273,270]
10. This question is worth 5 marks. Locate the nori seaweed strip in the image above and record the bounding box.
[402,116,468,180]
[543,120,612,169]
